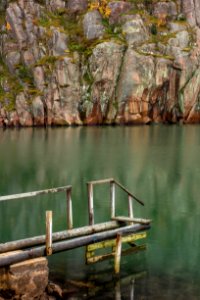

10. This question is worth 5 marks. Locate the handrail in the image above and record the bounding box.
[0,185,72,202]
[87,178,114,185]
[86,178,144,225]
[0,185,73,229]
[87,179,144,206]
[114,180,144,206]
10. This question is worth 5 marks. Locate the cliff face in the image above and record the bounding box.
[0,0,200,126]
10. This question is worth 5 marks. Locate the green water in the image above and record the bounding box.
[0,126,200,299]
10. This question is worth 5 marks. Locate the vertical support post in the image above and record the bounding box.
[110,180,115,219]
[87,183,94,225]
[130,279,135,300]
[46,210,52,256]
[115,280,121,300]
[128,195,134,225]
[114,233,122,275]
[66,187,73,229]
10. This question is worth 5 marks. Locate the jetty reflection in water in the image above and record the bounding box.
[63,268,145,299]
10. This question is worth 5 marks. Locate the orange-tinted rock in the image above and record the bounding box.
[0,256,48,299]
[153,1,177,21]
[16,93,33,126]
[181,0,200,27]
[67,0,88,14]
[108,1,132,25]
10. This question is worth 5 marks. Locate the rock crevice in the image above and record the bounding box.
[0,0,200,126]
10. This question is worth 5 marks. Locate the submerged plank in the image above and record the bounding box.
[87,232,147,251]
[86,245,146,264]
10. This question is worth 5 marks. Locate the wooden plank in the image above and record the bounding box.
[112,217,151,225]
[87,232,147,251]
[86,251,114,264]
[0,185,72,202]
[86,244,146,264]
[86,250,95,259]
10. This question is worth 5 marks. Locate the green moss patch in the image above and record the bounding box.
[0,58,23,111]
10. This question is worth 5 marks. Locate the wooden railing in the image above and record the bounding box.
[0,185,73,230]
[0,179,146,260]
[87,178,144,226]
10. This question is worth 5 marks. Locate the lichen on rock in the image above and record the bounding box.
[0,0,200,126]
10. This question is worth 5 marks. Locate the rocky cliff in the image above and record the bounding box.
[0,0,200,126]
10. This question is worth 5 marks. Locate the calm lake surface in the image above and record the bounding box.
[0,126,200,299]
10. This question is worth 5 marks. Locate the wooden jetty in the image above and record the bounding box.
[0,178,151,274]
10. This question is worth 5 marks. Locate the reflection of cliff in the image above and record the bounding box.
[126,126,200,284]
[1,126,200,238]
[0,0,200,126]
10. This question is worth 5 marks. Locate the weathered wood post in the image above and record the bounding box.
[66,187,73,229]
[46,211,52,256]
[110,180,115,219]
[114,233,122,275]
[87,183,94,225]
[115,280,121,300]
[128,195,134,225]
[130,279,135,300]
